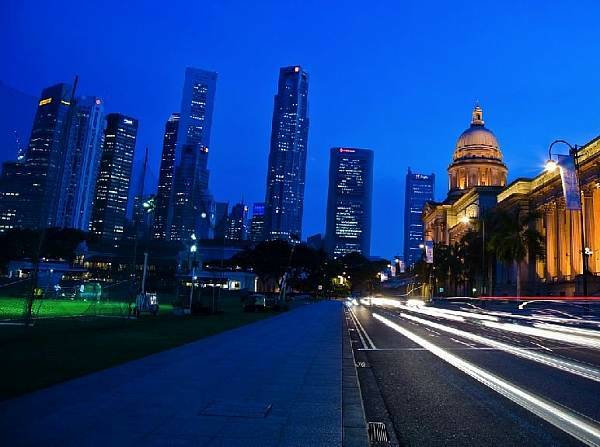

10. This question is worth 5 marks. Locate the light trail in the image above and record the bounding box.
[372,313,600,446]
[396,312,600,382]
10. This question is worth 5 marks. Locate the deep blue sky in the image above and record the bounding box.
[2,1,600,258]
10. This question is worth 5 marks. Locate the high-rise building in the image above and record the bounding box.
[249,202,266,243]
[213,201,229,240]
[55,96,105,230]
[90,114,138,241]
[325,147,374,258]
[403,168,435,268]
[0,83,75,230]
[264,66,309,243]
[168,68,217,241]
[152,113,179,240]
[225,202,248,241]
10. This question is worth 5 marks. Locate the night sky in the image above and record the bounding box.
[2,0,600,258]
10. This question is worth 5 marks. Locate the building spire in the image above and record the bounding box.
[471,103,484,126]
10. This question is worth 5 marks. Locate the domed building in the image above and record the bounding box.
[448,106,507,197]
[423,105,508,249]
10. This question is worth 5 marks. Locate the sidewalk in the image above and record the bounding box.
[0,301,344,447]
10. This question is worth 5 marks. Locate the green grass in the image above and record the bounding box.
[0,294,273,400]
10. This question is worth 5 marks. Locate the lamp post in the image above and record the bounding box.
[545,140,589,296]
[189,237,197,313]
[460,209,486,296]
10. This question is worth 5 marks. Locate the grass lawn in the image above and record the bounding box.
[0,294,273,400]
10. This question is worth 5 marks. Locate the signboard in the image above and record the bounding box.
[557,154,582,211]
[425,240,434,264]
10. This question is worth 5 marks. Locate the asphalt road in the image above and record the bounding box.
[346,298,600,446]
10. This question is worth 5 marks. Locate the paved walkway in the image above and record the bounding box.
[0,301,343,446]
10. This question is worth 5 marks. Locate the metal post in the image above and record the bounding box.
[572,146,589,297]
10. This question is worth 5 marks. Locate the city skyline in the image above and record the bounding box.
[4,1,600,258]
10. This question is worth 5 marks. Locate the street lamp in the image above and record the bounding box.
[546,139,589,296]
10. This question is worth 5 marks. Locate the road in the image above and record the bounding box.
[346,297,600,446]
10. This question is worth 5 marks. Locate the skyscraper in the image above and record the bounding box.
[168,68,217,241]
[264,66,309,243]
[325,147,374,258]
[152,113,179,240]
[90,113,138,241]
[213,201,229,240]
[403,168,435,268]
[55,96,105,230]
[225,202,248,241]
[0,83,75,230]
[249,202,266,243]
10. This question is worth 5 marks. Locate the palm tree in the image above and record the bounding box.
[487,209,544,297]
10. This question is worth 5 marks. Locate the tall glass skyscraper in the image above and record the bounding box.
[225,202,248,241]
[152,113,179,240]
[403,168,435,268]
[90,114,138,241]
[0,83,74,230]
[249,202,266,243]
[56,96,105,230]
[325,147,374,258]
[264,66,309,243]
[168,68,217,241]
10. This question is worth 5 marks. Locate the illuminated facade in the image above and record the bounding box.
[152,113,179,240]
[424,106,507,246]
[0,83,74,230]
[90,114,138,241]
[403,169,435,268]
[265,66,309,242]
[225,202,248,241]
[168,68,217,241]
[249,202,266,243]
[325,147,373,258]
[496,137,600,295]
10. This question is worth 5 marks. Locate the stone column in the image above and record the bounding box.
[545,204,557,280]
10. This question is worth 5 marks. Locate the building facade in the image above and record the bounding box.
[90,113,138,241]
[0,83,74,231]
[325,147,374,258]
[152,113,179,240]
[225,202,248,241]
[168,68,217,241]
[56,96,105,230]
[403,169,435,268]
[264,66,309,243]
[249,202,266,243]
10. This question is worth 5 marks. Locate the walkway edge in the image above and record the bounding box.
[342,305,370,446]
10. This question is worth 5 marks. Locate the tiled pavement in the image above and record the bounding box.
[0,301,345,446]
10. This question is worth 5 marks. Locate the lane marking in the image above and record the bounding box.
[394,311,600,383]
[372,313,600,446]
[350,308,376,349]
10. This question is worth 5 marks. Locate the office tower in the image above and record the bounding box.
[168,68,217,241]
[249,202,266,243]
[56,96,105,230]
[306,233,323,251]
[325,147,374,258]
[213,201,229,240]
[152,113,179,240]
[264,66,309,243]
[403,168,435,268]
[0,83,74,230]
[225,202,248,241]
[90,114,138,241]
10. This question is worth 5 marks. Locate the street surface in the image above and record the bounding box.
[347,297,600,446]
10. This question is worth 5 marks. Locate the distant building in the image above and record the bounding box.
[55,96,105,230]
[168,68,217,241]
[306,233,323,251]
[264,66,309,243]
[90,113,138,241]
[225,202,248,241]
[249,202,266,243]
[0,83,74,230]
[325,147,374,258]
[403,169,435,268]
[152,113,179,240]
[213,202,229,240]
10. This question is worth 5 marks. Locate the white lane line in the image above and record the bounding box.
[349,308,376,350]
[450,337,477,348]
[397,312,600,383]
[373,313,600,446]
[346,311,368,349]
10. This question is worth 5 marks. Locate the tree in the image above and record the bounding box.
[487,209,544,297]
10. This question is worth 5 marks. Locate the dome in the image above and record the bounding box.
[452,106,503,162]
[447,105,508,195]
